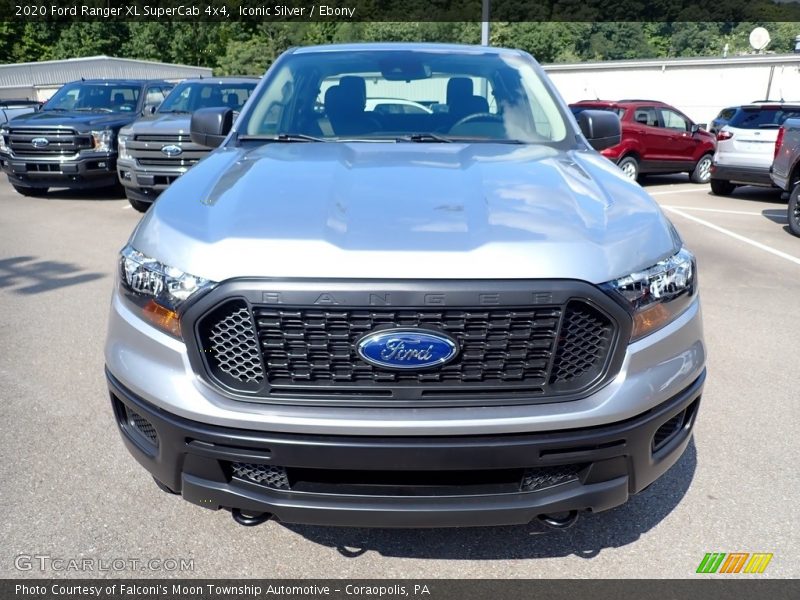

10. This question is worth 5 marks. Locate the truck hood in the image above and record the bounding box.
[6,110,136,131]
[133,142,679,283]
[120,112,191,135]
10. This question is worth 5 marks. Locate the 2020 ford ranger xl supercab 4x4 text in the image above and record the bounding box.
[105,44,706,529]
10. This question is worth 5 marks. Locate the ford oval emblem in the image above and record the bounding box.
[161,144,182,157]
[31,137,49,148]
[357,329,459,370]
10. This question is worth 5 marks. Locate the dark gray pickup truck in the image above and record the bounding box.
[0,79,172,196]
[770,119,800,236]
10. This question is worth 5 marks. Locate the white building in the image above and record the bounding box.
[0,55,212,101]
[543,53,800,126]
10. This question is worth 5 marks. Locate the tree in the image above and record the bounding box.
[51,23,127,59]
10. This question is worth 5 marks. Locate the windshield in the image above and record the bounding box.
[44,83,142,113]
[239,49,569,144]
[159,81,257,113]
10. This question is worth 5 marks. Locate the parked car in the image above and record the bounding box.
[0,79,173,196]
[710,102,800,196]
[769,119,800,236]
[0,99,42,125]
[106,43,704,529]
[364,98,433,114]
[570,99,715,183]
[118,77,258,212]
[709,106,737,134]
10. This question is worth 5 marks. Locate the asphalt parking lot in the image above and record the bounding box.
[1,174,798,579]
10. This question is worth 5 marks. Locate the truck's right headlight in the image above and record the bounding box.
[119,245,215,338]
[118,133,131,159]
[603,247,697,341]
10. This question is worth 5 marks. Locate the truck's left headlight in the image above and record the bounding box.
[0,128,8,153]
[119,245,215,338]
[603,247,697,341]
[92,129,113,152]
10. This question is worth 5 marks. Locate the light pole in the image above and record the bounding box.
[481,0,490,46]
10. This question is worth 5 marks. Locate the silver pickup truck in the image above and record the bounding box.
[105,43,705,529]
[770,118,800,236]
[118,77,258,212]
[0,99,41,125]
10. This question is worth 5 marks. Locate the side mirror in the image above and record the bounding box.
[577,110,621,151]
[143,104,158,116]
[692,123,706,133]
[190,107,234,147]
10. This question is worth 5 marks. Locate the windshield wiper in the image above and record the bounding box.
[402,133,454,143]
[239,133,327,142]
[73,107,114,113]
[402,133,526,144]
[159,110,191,114]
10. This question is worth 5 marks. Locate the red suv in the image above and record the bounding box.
[570,100,716,183]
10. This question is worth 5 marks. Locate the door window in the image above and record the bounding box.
[659,109,689,131]
[633,107,659,127]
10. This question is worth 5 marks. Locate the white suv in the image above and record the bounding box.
[710,103,800,195]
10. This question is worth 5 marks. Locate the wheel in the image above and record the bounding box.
[788,186,800,237]
[710,178,736,196]
[152,476,179,495]
[126,194,152,213]
[617,156,639,181]
[690,154,713,183]
[12,184,48,196]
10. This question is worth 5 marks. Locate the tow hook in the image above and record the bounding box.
[231,509,273,527]
[538,510,580,529]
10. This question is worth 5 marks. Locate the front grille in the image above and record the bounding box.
[7,127,91,156]
[195,293,618,405]
[137,157,200,167]
[126,407,158,447]
[129,133,209,167]
[230,462,582,496]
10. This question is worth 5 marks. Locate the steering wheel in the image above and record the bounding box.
[449,112,504,131]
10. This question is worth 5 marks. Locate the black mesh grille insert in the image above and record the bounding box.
[127,408,158,447]
[230,462,582,496]
[520,464,581,492]
[196,295,618,403]
[204,300,265,386]
[551,302,616,383]
[232,463,290,490]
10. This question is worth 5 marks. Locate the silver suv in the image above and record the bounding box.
[105,43,705,529]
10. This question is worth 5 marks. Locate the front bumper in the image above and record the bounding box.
[711,162,774,187]
[117,157,186,203]
[0,152,117,189]
[108,369,704,527]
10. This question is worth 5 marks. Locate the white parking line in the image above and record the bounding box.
[663,206,800,266]
[662,205,787,218]
[649,189,703,196]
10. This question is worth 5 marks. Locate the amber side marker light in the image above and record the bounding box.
[142,300,182,338]
[632,303,672,340]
